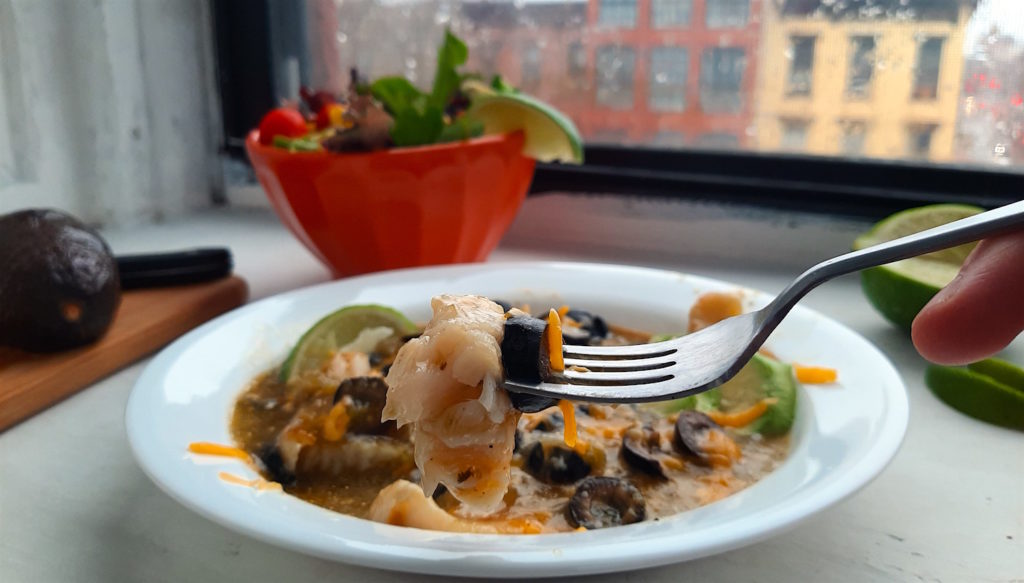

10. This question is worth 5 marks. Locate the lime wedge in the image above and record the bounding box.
[926,361,1024,430]
[465,91,583,164]
[853,204,983,331]
[279,304,418,383]
[967,358,1024,393]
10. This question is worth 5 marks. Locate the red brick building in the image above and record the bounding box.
[461,0,762,148]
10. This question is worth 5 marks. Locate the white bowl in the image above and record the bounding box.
[126,262,907,578]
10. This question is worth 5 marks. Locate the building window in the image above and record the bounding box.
[787,36,816,97]
[649,47,688,112]
[568,41,586,78]
[846,36,876,99]
[694,132,740,149]
[780,119,809,150]
[652,130,687,147]
[651,0,692,28]
[912,37,945,101]
[706,0,749,29]
[591,128,630,143]
[700,47,746,113]
[840,120,867,155]
[906,124,937,158]
[599,0,637,28]
[596,46,635,109]
[522,45,541,91]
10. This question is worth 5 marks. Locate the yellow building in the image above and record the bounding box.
[756,0,975,162]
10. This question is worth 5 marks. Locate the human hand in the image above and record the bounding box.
[911,230,1024,365]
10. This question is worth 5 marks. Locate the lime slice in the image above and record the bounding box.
[925,362,1024,430]
[853,204,983,331]
[967,358,1024,393]
[465,91,583,164]
[279,304,418,383]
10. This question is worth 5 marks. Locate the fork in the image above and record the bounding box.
[503,199,1024,404]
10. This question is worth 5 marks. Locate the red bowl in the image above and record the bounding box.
[246,130,536,278]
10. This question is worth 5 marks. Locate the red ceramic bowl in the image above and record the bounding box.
[246,130,536,278]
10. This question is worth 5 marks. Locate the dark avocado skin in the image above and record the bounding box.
[0,209,121,352]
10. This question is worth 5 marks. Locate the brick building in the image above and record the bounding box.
[461,0,763,148]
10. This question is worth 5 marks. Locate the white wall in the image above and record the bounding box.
[0,0,220,227]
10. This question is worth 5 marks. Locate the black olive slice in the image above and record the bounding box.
[673,410,721,463]
[502,315,547,384]
[522,441,591,484]
[502,315,559,412]
[508,392,560,413]
[333,376,391,434]
[567,477,646,529]
[256,444,295,486]
[566,308,609,340]
[621,426,666,478]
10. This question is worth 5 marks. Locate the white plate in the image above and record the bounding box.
[126,262,907,578]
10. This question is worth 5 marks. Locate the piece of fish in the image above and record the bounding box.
[383,294,519,514]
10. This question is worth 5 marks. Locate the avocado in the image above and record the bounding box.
[0,209,121,352]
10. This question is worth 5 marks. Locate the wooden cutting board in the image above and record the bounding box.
[0,276,248,432]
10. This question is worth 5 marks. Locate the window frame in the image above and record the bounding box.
[214,0,1022,220]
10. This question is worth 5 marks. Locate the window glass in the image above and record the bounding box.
[907,124,937,158]
[318,0,1024,169]
[913,37,945,101]
[706,0,750,29]
[521,45,542,91]
[649,47,688,112]
[599,0,637,28]
[694,132,740,149]
[780,118,809,150]
[568,41,587,77]
[651,0,692,29]
[787,36,816,96]
[596,46,635,109]
[846,36,876,99]
[840,120,868,156]
[700,47,746,113]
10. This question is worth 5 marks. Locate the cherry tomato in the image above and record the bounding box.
[257,108,308,145]
[315,103,347,130]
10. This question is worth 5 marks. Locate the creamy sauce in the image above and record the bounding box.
[229,321,790,532]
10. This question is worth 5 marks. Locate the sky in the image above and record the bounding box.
[966,0,1024,49]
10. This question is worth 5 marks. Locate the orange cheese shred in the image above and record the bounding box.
[188,442,251,462]
[323,401,350,442]
[556,305,571,319]
[546,308,564,372]
[794,364,838,384]
[705,399,774,428]
[558,400,578,448]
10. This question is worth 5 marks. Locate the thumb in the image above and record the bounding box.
[911,229,1024,365]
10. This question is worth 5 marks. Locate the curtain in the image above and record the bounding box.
[0,0,220,227]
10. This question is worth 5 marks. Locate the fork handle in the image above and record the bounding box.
[769,199,1024,318]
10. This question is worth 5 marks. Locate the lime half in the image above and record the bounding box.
[853,204,983,331]
[279,304,418,383]
[466,91,583,164]
[926,360,1024,430]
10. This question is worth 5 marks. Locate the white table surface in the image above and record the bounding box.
[2,196,1021,583]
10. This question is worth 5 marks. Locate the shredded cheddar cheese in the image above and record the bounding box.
[218,471,283,492]
[701,430,743,468]
[556,305,570,319]
[188,442,251,462]
[558,400,578,448]
[705,399,776,427]
[323,401,350,441]
[794,364,838,384]
[546,308,565,372]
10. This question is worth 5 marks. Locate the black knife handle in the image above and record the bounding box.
[116,248,233,290]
